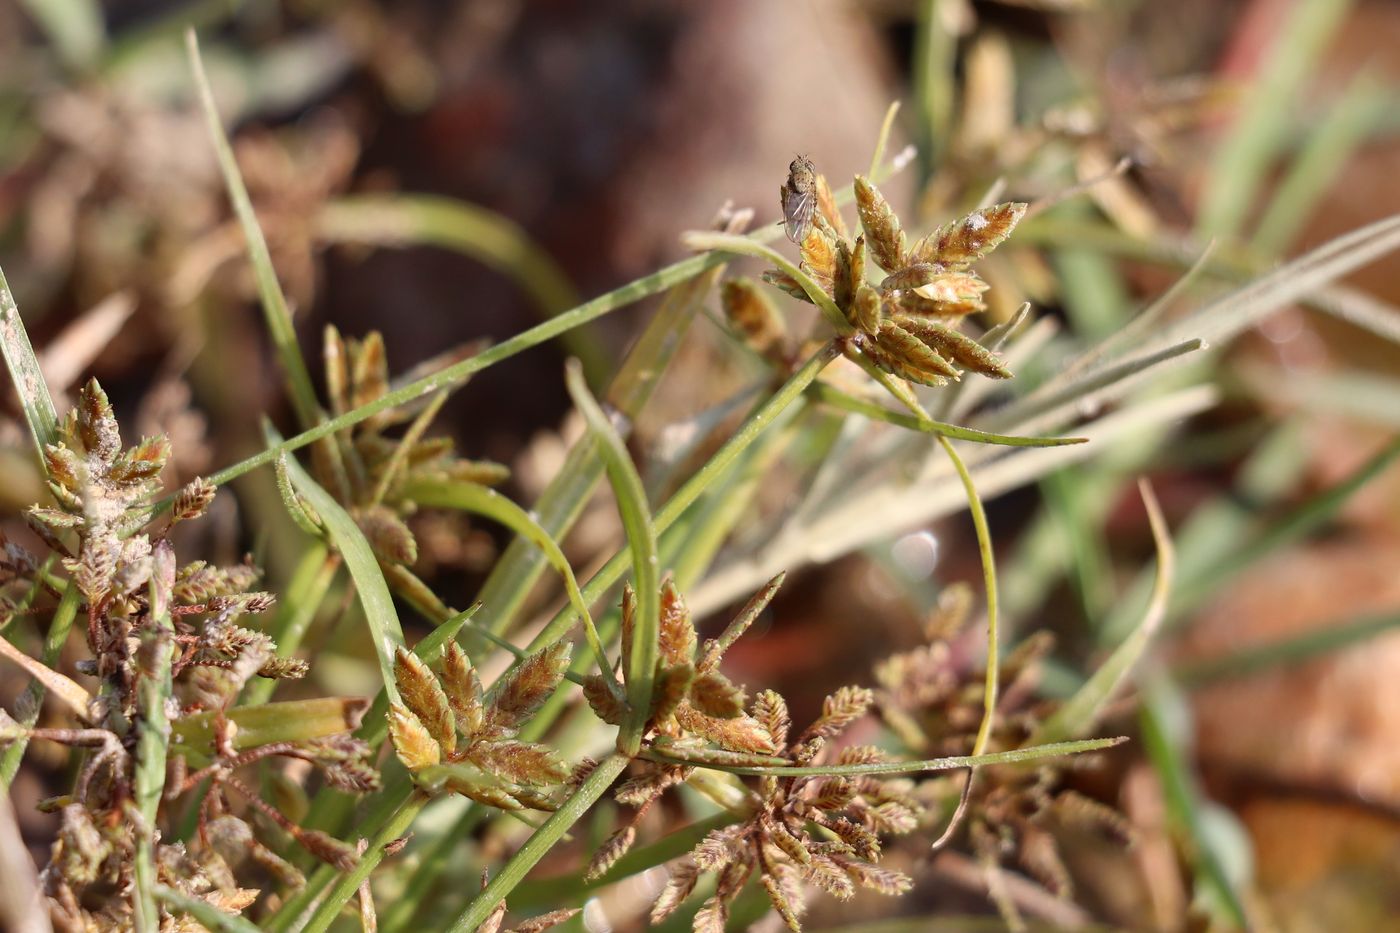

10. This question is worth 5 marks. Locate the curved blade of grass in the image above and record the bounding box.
[644,736,1124,777]
[869,100,902,179]
[0,584,82,789]
[1196,0,1354,238]
[20,0,104,71]
[565,360,658,755]
[913,0,955,174]
[1032,480,1174,745]
[680,231,851,334]
[938,436,1000,758]
[402,477,618,696]
[153,884,262,933]
[269,426,405,703]
[810,382,1085,447]
[0,267,60,455]
[185,29,321,430]
[447,753,630,933]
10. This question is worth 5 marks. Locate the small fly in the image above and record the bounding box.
[780,155,817,244]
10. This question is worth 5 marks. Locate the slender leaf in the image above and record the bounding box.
[1177,609,1400,685]
[185,30,322,429]
[0,267,60,455]
[565,360,658,755]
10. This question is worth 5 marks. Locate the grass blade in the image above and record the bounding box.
[185,29,321,430]
[271,428,406,703]
[680,231,851,333]
[810,382,1086,448]
[1032,481,1174,745]
[1176,609,1400,685]
[644,736,1125,777]
[565,360,659,756]
[300,795,429,933]
[132,544,177,932]
[0,267,61,455]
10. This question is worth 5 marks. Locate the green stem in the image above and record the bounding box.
[300,794,429,933]
[446,754,630,933]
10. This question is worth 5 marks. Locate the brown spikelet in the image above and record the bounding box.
[805,854,856,900]
[910,201,1026,270]
[324,325,351,414]
[689,671,747,719]
[854,337,940,389]
[509,907,584,933]
[762,871,804,932]
[693,824,748,871]
[912,270,989,307]
[892,290,983,319]
[807,778,857,812]
[799,223,839,298]
[586,824,637,881]
[351,332,389,408]
[765,818,812,866]
[393,647,455,755]
[651,662,695,725]
[467,740,570,786]
[762,269,813,304]
[615,763,690,806]
[926,582,973,641]
[171,477,216,523]
[110,435,171,482]
[849,284,884,334]
[657,580,697,666]
[1019,824,1071,897]
[693,895,728,933]
[808,686,874,740]
[675,706,776,755]
[873,323,959,381]
[753,690,790,749]
[300,829,360,872]
[853,176,907,272]
[830,854,913,896]
[488,641,573,729]
[582,674,627,726]
[839,235,867,311]
[895,318,1013,379]
[814,172,848,240]
[1054,789,1135,844]
[441,641,484,737]
[836,745,890,766]
[651,861,701,923]
[75,379,120,462]
[827,817,881,860]
[879,263,944,291]
[355,505,418,566]
[721,279,788,358]
[388,703,440,771]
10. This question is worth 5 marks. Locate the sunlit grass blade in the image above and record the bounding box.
[185,29,322,430]
[153,884,262,933]
[810,382,1086,448]
[1032,480,1174,745]
[644,736,1125,776]
[565,360,659,755]
[869,100,901,179]
[0,267,61,455]
[447,754,630,933]
[271,428,406,703]
[402,478,618,694]
[913,0,954,173]
[1196,0,1354,238]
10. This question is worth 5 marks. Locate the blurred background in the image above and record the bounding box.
[2,0,1399,929]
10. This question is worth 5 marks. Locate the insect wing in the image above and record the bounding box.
[783,188,815,244]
